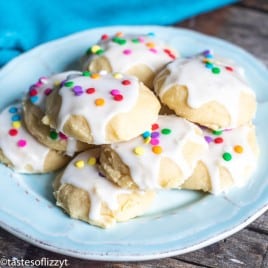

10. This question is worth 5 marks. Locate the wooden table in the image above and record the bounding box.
[0,1,267,267]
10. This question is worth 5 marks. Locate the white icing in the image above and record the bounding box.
[111,115,207,190]
[84,33,176,73]
[60,149,130,221]
[156,55,256,127]
[66,137,77,156]
[28,71,81,111]
[57,72,140,144]
[201,125,258,194]
[0,103,50,173]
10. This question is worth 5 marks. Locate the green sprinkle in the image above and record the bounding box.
[50,131,58,140]
[132,38,140,43]
[212,130,223,136]
[64,81,74,87]
[96,49,105,55]
[223,152,232,161]
[82,71,91,77]
[112,37,127,45]
[161,128,172,135]
[212,67,221,74]
[86,47,92,56]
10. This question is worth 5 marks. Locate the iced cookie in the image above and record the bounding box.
[53,148,155,228]
[23,72,90,155]
[154,50,257,130]
[82,32,177,89]
[98,115,207,190]
[43,71,160,144]
[182,124,259,194]
[0,103,69,173]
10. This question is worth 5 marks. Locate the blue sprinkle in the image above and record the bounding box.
[142,131,151,139]
[205,63,214,69]
[12,114,21,121]
[147,32,155,37]
[30,95,39,103]
[9,107,18,114]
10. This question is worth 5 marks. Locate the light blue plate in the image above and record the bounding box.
[0,26,267,261]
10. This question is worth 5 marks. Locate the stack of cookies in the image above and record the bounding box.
[0,31,259,228]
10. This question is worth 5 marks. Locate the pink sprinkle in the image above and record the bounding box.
[138,37,145,43]
[123,49,132,55]
[39,77,48,84]
[150,138,159,145]
[110,89,120,96]
[59,132,68,140]
[17,139,27,147]
[35,81,43,87]
[149,48,158,53]
[44,88,53,95]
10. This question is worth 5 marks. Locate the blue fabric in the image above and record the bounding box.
[0,0,237,66]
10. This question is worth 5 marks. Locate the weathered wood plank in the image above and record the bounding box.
[177,228,268,268]
[249,211,268,234]
[239,0,268,11]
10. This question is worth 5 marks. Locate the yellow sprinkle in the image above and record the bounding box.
[75,160,85,168]
[91,45,101,53]
[88,157,96,166]
[203,58,212,64]
[53,80,61,87]
[91,73,100,79]
[146,42,155,48]
[144,137,151,144]
[234,145,243,154]
[113,72,123,79]
[133,146,145,156]
[152,145,162,154]
[12,121,21,129]
[95,98,105,106]
[116,32,123,37]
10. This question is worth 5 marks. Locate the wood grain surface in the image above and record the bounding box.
[0,1,267,267]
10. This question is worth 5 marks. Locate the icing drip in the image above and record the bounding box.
[111,115,207,190]
[57,72,139,144]
[0,103,49,173]
[60,149,130,221]
[201,126,258,194]
[66,137,77,156]
[157,52,255,127]
[84,32,176,73]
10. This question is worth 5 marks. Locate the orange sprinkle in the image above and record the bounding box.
[152,145,162,154]
[91,73,100,79]
[146,42,155,48]
[234,145,243,154]
[95,98,105,106]
[115,32,123,37]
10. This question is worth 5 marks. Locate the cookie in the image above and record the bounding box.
[43,71,160,144]
[23,71,90,155]
[53,148,155,228]
[98,115,207,190]
[0,103,69,173]
[82,32,177,89]
[182,124,259,194]
[154,50,257,130]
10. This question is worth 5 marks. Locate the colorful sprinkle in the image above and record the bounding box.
[114,94,123,101]
[9,107,18,114]
[110,89,120,96]
[225,66,234,72]
[29,89,38,96]
[11,114,21,121]
[115,32,123,37]
[112,37,127,45]
[82,71,91,77]
[223,152,232,161]
[122,80,131,86]
[152,145,162,154]
[212,130,223,135]
[142,131,151,139]
[123,49,132,55]
[50,131,58,140]
[73,85,84,96]
[151,131,160,138]
[88,157,96,166]
[144,137,151,144]
[147,32,155,37]
[133,146,145,156]
[101,34,109,40]
[75,160,84,168]
[12,121,21,129]
[205,62,214,69]
[149,48,158,54]
[64,81,74,87]
[150,138,159,145]
[212,67,221,74]
[17,139,27,147]
[91,73,100,79]
[91,45,101,53]
[234,145,243,153]
[95,98,105,106]
[151,123,159,130]
[214,137,223,144]
[30,96,39,103]
[44,88,53,96]
[8,129,18,136]
[146,42,155,48]
[204,136,213,143]
[96,49,104,55]
[113,73,123,79]
[132,38,140,43]
[161,128,171,135]
[59,132,68,140]
[86,88,96,94]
